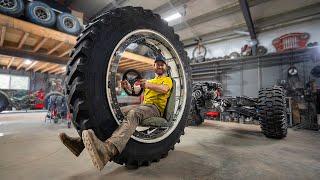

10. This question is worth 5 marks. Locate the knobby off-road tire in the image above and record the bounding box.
[66,6,191,167]
[258,86,287,139]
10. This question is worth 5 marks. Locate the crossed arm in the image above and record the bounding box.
[140,79,170,94]
[121,79,170,94]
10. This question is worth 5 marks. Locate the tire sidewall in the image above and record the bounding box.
[25,1,56,27]
[57,13,81,35]
[0,0,24,16]
[85,11,191,161]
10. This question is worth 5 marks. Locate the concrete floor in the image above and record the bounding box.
[0,112,320,180]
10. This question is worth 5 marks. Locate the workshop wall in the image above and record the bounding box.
[186,19,320,58]
[186,19,320,97]
[0,68,64,93]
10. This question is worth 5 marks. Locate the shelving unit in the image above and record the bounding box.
[0,14,76,74]
[191,47,320,81]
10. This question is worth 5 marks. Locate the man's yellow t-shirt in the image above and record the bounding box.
[143,76,173,116]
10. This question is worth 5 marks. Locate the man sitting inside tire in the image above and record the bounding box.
[59,56,172,170]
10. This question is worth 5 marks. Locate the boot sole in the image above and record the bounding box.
[82,130,105,170]
[59,134,81,157]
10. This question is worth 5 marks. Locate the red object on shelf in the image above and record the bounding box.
[272,32,310,52]
[206,111,220,118]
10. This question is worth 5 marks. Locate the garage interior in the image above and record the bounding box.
[0,0,320,179]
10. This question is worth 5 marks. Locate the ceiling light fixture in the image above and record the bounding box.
[164,12,182,22]
[233,30,250,36]
[24,59,33,65]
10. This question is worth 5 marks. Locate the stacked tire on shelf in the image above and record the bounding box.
[0,0,81,35]
[258,86,288,139]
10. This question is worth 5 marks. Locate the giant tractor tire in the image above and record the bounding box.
[66,7,191,167]
[258,86,287,139]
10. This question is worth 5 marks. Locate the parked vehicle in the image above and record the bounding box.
[187,81,288,139]
[0,89,45,112]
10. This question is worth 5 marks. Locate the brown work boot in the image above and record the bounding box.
[82,129,119,170]
[59,132,85,157]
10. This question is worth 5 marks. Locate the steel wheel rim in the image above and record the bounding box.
[0,0,17,9]
[106,29,187,143]
[63,17,75,28]
[33,6,51,21]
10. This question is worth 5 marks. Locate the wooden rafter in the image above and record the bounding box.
[58,48,71,57]
[122,51,155,65]
[48,65,64,74]
[25,61,38,71]
[34,62,49,72]
[55,69,66,75]
[7,57,14,69]
[0,26,6,47]
[17,32,29,49]
[32,37,48,52]
[120,63,152,70]
[16,60,24,70]
[119,60,140,66]
[41,64,59,73]
[47,41,64,55]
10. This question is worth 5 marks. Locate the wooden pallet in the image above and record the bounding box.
[0,14,156,74]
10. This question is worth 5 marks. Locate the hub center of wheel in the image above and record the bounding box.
[0,0,16,8]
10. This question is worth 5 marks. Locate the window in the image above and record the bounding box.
[0,74,29,90]
[0,74,10,89]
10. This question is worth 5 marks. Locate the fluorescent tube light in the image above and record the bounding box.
[164,12,182,22]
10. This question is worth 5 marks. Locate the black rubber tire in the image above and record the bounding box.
[56,13,81,35]
[0,91,9,112]
[192,110,204,126]
[25,1,56,27]
[258,86,287,139]
[187,100,204,126]
[66,6,191,167]
[0,0,24,17]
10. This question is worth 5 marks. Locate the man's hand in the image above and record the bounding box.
[139,79,149,88]
[120,80,129,90]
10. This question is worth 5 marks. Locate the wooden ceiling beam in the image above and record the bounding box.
[34,62,49,72]
[119,60,142,66]
[0,26,6,47]
[25,61,38,71]
[41,64,59,73]
[49,65,64,74]
[7,57,14,69]
[47,41,64,55]
[32,37,48,52]
[58,48,71,57]
[121,51,155,65]
[16,60,24,70]
[0,47,67,64]
[17,32,29,49]
[55,69,66,75]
